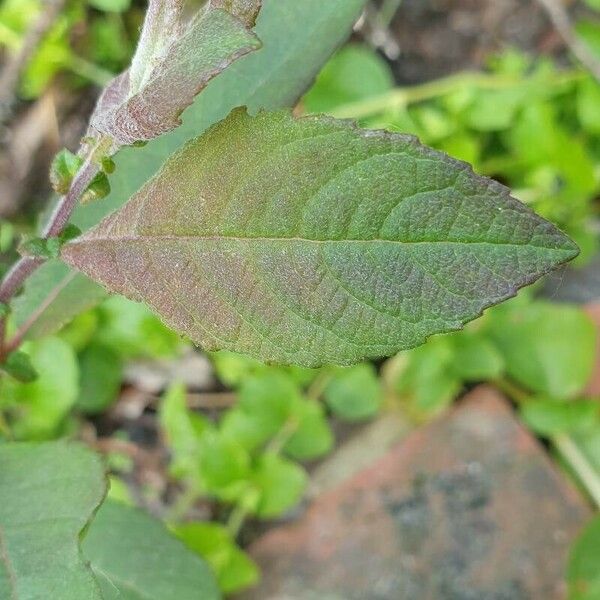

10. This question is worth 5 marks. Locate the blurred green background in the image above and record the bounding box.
[0,0,599,597]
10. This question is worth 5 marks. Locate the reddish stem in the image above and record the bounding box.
[0,157,99,358]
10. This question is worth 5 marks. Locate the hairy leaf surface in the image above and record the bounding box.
[63,109,578,366]
[210,0,262,26]
[89,6,260,145]
[17,0,367,340]
[0,442,105,599]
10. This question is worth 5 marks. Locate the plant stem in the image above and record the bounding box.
[2,270,78,356]
[166,484,201,522]
[0,158,98,303]
[330,70,583,120]
[553,433,600,509]
[0,153,100,359]
[536,0,600,83]
[227,500,250,538]
[67,55,114,88]
[265,416,299,456]
[227,414,301,537]
[0,257,44,305]
[494,378,530,404]
[306,370,333,401]
[43,157,99,237]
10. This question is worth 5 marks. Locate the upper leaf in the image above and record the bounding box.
[0,442,105,600]
[209,0,262,26]
[62,109,579,367]
[15,0,368,340]
[128,0,185,95]
[88,4,261,145]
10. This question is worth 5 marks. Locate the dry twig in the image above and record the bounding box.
[537,0,600,82]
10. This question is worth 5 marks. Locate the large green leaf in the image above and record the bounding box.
[82,501,220,600]
[16,0,367,339]
[0,442,220,599]
[62,109,577,366]
[0,442,105,600]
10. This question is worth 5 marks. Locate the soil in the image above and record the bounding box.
[387,0,561,84]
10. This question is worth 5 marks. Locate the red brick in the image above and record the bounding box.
[240,386,591,600]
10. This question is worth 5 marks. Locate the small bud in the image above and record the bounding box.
[60,224,82,243]
[18,227,80,259]
[19,236,61,259]
[50,149,83,195]
[101,156,116,174]
[81,172,111,204]
[2,351,38,383]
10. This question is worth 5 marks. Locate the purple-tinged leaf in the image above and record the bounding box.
[129,0,185,95]
[210,0,262,26]
[86,70,130,142]
[89,6,261,145]
[62,109,579,367]
[14,0,365,342]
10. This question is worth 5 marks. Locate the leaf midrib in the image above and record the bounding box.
[71,235,571,251]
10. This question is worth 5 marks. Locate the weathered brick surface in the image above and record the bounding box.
[240,387,591,600]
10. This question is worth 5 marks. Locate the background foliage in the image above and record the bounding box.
[0,0,599,597]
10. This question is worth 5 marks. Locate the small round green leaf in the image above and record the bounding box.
[252,453,307,518]
[76,343,123,414]
[520,397,599,436]
[2,337,79,439]
[200,431,252,501]
[449,332,504,382]
[174,522,259,594]
[324,363,383,422]
[487,301,596,399]
[284,399,334,459]
[2,350,38,383]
